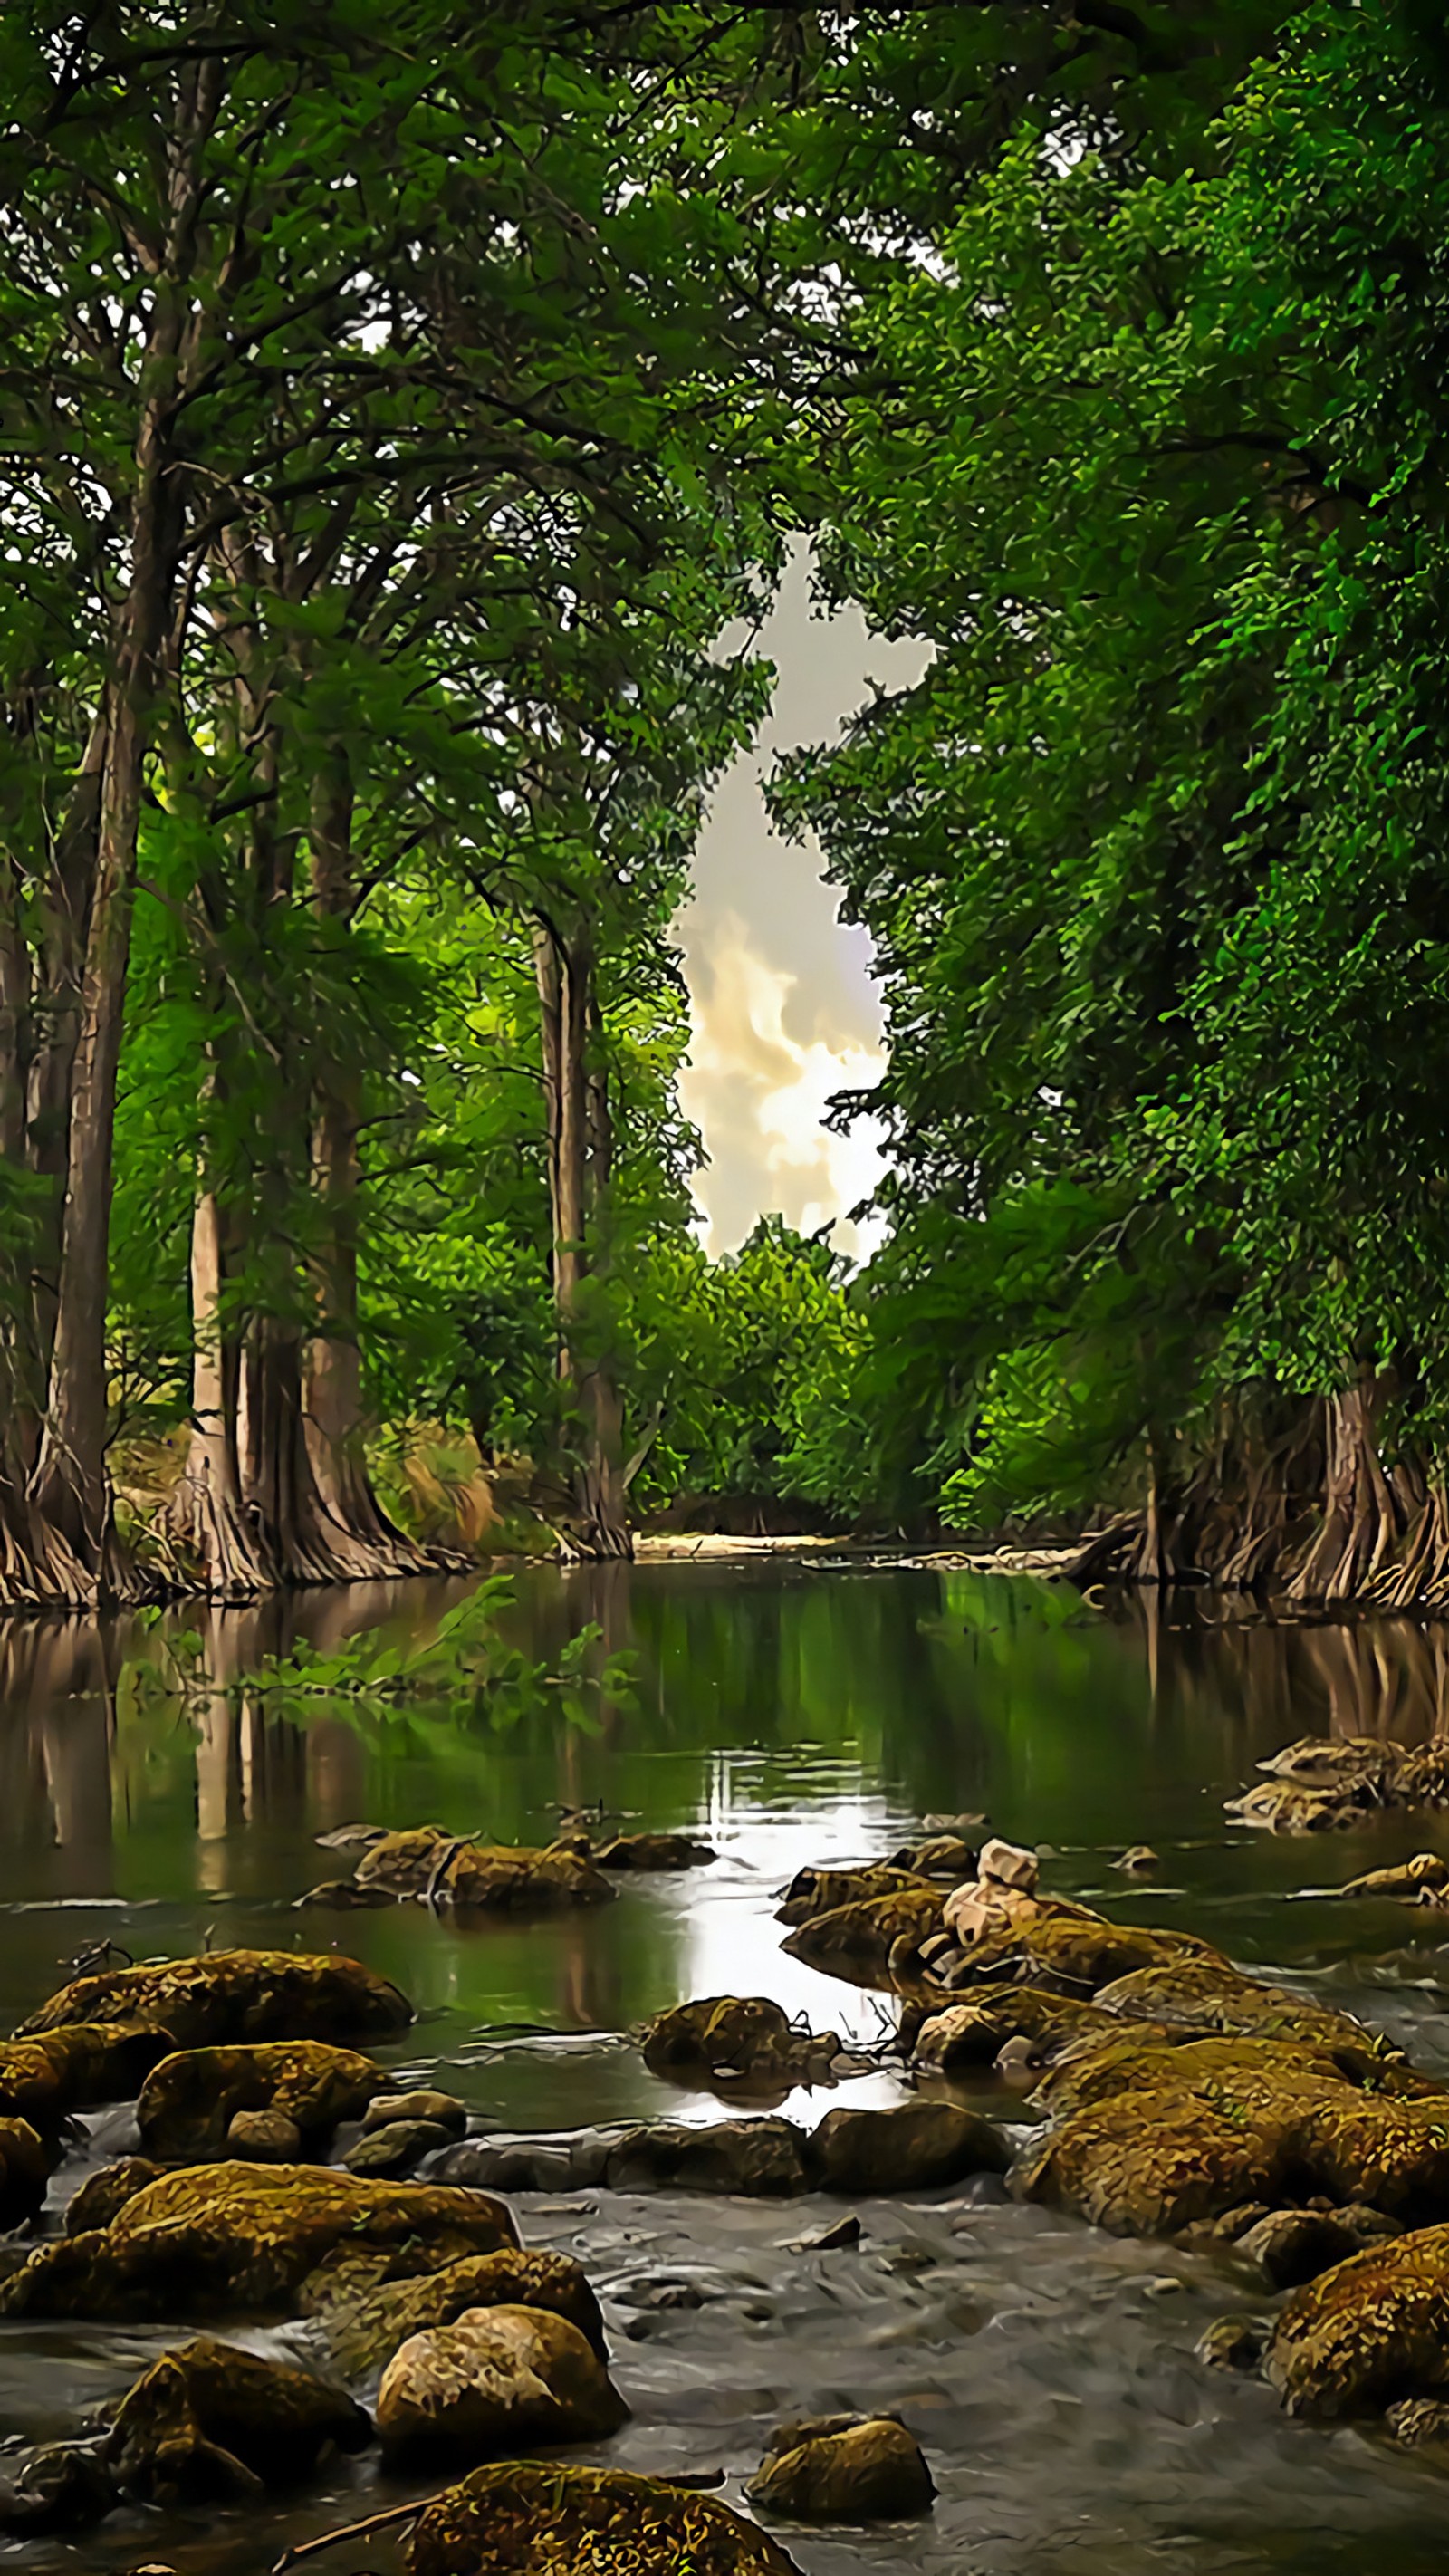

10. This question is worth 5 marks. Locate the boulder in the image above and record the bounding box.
[0,2162,518,2321]
[640,1997,839,2084]
[1234,2207,1367,2290]
[443,1841,616,1912]
[377,2304,627,2463]
[1388,2397,1449,2446]
[595,1832,716,1870]
[603,2117,813,2197]
[137,2040,381,2161]
[934,1903,1214,1997]
[363,2088,467,2137]
[65,2157,165,2235]
[0,2442,117,2533]
[1224,1782,1355,1833]
[781,1888,945,1990]
[353,1825,453,1892]
[1263,2225,1449,2417]
[321,2246,608,2379]
[1018,2036,1449,2237]
[226,2108,302,2161]
[811,2100,1008,2196]
[977,1837,1039,1894]
[775,1866,932,1927]
[910,1985,1114,2072]
[748,2413,935,2520]
[106,2336,369,2502]
[16,1950,411,2049]
[434,2133,614,2194]
[345,2119,453,2177]
[0,2117,56,2228]
[406,2463,804,2576]
[0,2024,171,2130]
[887,1836,978,1879]
[1092,1956,1407,2084]
[1256,1735,1405,1798]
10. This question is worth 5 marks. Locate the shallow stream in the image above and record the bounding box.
[7,1556,1449,2573]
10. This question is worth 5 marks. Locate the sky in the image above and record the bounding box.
[675,544,930,1263]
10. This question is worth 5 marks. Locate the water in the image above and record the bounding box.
[6,1558,1449,2573]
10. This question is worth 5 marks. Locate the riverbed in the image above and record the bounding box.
[6,1557,1449,2574]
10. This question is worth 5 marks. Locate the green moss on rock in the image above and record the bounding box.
[406,2463,804,2574]
[17,1951,411,2049]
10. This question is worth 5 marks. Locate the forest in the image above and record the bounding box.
[4,0,1448,1610]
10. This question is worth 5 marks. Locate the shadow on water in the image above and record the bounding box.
[5,1562,1449,2572]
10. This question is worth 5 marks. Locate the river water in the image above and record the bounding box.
[6,1557,1449,2574]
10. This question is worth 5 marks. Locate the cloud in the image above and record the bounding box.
[679,910,887,1264]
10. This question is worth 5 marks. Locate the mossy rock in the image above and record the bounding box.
[811,2100,1008,2195]
[1330,1853,1449,1899]
[65,2158,166,2235]
[443,1841,615,1911]
[17,1950,411,2049]
[1263,2224,1449,2417]
[137,2041,381,2161]
[0,2119,56,2229]
[775,1866,933,1928]
[106,2335,369,2502]
[321,2246,607,2379]
[0,2025,171,2131]
[640,1996,832,2081]
[1094,1956,1408,2085]
[1224,1781,1355,1833]
[1018,2041,1449,2237]
[910,1984,1118,2071]
[749,2413,935,2520]
[888,1835,978,1879]
[377,2303,627,2463]
[352,1826,453,1892]
[781,1889,945,1990]
[406,2463,804,2575]
[1258,1735,1405,1795]
[0,2162,517,2322]
[939,1908,1215,1996]
[596,1832,716,1870]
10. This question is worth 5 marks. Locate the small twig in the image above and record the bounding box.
[270,2498,427,2575]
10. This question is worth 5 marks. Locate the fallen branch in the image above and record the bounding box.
[270,2499,427,2574]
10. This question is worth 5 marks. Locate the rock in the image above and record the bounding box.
[137,2039,381,2161]
[775,1864,934,1927]
[1114,1846,1159,1875]
[780,1889,945,1990]
[926,1902,1211,1999]
[0,2024,172,2130]
[0,2162,518,2321]
[352,1825,454,1891]
[294,1879,396,1909]
[105,2336,369,2501]
[0,2441,117,2533]
[1019,2034,1449,2238]
[1235,2207,1367,2289]
[748,2414,935,2521]
[377,2303,627,2463]
[604,2117,813,2197]
[1195,2315,1266,2372]
[363,2089,467,2137]
[0,2116,56,2227]
[1091,1956,1406,2082]
[1329,1853,1449,1899]
[226,2107,302,2161]
[345,2119,453,2177]
[640,1997,839,2085]
[406,2463,804,2576]
[315,1821,391,1850]
[320,2246,608,2378]
[1388,2397,1449,2446]
[443,1841,616,1911]
[1224,1781,1356,1833]
[433,2132,612,2193]
[595,1832,716,1870]
[811,2100,1009,2196]
[788,2213,862,2252]
[1257,1735,1405,1797]
[17,1949,411,2049]
[977,1837,1039,1894]
[887,1836,979,1879]
[909,1985,1111,2071]
[1263,2225,1449,2417]
[65,2157,166,2235]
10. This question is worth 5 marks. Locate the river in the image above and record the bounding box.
[5,1556,1449,2574]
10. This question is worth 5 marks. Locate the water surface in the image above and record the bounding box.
[5,1559,1449,2575]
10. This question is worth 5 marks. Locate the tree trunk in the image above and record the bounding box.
[533,916,632,1562]
[168,1188,276,1596]
[1287,1378,1402,1604]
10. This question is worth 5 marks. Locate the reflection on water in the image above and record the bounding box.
[5,1563,1449,2573]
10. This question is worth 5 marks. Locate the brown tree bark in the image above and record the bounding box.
[168,1187,276,1596]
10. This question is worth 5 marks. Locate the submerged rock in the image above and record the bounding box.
[136,2040,381,2161]
[811,2101,1009,2196]
[640,1996,839,2086]
[319,2245,607,2379]
[748,2414,935,2521]
[1114,1846,1159,1875]
[1263,2225,1449,2417]
[0,2162,517,2321]
[1195,2314,1267,2373]
[352,1828,615,1910]
[106,2336,369,2502]
[1224,1781,1358,1833]
[16,1950,411,2049]
[595,1831,716,1870]
[406,2463,804,2576]
[362,2088,467,2137]
[377,2303,627,2463]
